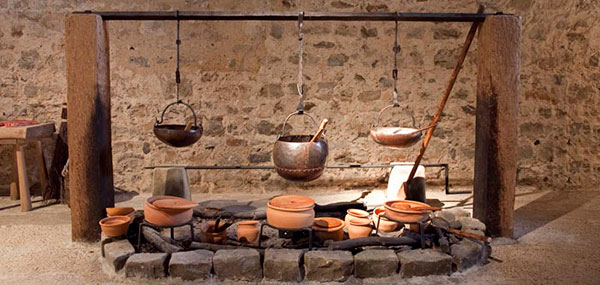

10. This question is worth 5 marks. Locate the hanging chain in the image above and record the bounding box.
[296,11,305,113]
[175,10,182,104]
[392,17,400,107]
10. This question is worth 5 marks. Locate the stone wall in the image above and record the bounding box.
[0,0,598,194]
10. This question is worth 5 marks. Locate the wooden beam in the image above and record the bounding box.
[65,14,114,242]
[473,15,521,238]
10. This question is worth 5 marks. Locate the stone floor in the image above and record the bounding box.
[1,186,600,284]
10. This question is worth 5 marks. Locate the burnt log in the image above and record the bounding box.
[326,236,418,251]
[142,227,183,253]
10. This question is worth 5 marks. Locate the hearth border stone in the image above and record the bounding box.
[103,239,135,272]
[169,249,213,281]
[263,248,304,282]
[304,250,354,282]
[213,248,262,281]
[124,253,169,279]
[397,249,452,278]
[451,239,491,272]
[354,249,398,278]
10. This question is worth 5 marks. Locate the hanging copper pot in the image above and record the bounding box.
[154,101,203,147]
[272,111,328,182]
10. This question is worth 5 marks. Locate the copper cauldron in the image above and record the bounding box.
[153,101,203,148]
[272,112,328,182]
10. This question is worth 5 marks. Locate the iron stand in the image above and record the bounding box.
[375,214,430,249]
[137,219,194,251]
[258,222,314,250]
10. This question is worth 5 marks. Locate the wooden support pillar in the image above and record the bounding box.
[65,14,114,242]
[473,15,521,238]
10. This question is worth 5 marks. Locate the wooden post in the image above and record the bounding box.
[473,15,521,238]
[65,14,114,242]
[16,144,31,211]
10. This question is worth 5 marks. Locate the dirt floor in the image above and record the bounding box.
[1,186,599,284]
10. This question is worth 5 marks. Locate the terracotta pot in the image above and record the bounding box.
[312,217,345,242]
[267,200,315,229]
[145,196,193,226]
[152,198,197,212]
[200,220,228,244]
[106,207,134,217]
[269,195,315,209]
[372,207,398,232]
[347,218,372,239]
[344,208,370,227]
[99,215,131,237]
[237,220,260,243]
[383,200,432,223]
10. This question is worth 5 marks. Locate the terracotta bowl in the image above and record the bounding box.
[347,218,372,239]
[145,196,193,226]
[383,200,432,223]
[344,208,370,227]
[99,215,131,237]
[106,207,134,217]
[200,220,228,244]
[267,201,315,229]
[372,207,398,232]
[312,217,345,242]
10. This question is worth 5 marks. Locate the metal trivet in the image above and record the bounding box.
[374,214,430,249]
[137,219,194,251]
[258,222,314,250]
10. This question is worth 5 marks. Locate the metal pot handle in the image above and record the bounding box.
[277,110,320,140]
[155,100,198,127]
[373,104,417,129]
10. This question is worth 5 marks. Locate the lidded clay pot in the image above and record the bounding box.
[267,195,315,229]
[383,200,432,223]
[99,215,132,237]
[145,196,195,226]
[237,220,260,243]
[344,208,370,228]
[312,217,345,242]
[347,218,372,239]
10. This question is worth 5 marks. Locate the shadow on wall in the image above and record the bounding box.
[513,191,600,239]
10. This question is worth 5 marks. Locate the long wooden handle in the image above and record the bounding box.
[310,119,328,143]
[401,4,485,195]
[447,228,492,243]
[184,121,194,131]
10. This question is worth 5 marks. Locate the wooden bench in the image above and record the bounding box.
[0,123,55,211]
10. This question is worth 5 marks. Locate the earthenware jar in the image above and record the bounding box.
[372,207,398,232]
[266,195,315,229]
[99,215,132,237]
[312,217,345,242]
[237,220,260,243]
[347,218,372,239]
[200,220,228,244]
[106,207,134,217]
[344,208,370,228]
[144,196,195,226]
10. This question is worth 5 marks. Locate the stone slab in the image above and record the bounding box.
[169,250,213,281]
[264,249,304,282]
[397,249,452,278]
[124,253,168,279]
[213,249,262,281]
[451,239,491,272]
[458,217,487,232]
[354,249,398,278]
[304,250,353,282]
[103,239,135,272]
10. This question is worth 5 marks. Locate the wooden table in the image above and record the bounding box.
[0,123,55,211]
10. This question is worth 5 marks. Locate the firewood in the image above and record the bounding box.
[142,227,183,253]
[325,236,419,251]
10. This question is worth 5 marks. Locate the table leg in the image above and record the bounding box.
[35,141,48,197]
[10,145,19,200]
[16,144,32,211]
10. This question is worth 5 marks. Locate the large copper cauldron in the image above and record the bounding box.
[272,112,328,182]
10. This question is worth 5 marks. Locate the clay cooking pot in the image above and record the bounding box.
[267,195,315,229]
[347,218,372,239]
[312,217,345,242]
[145,196,194,226]
[344,208,370,228]
[106,207,134,217]
[372,207,398,232]
[384,200,432,223]
[99,215,132,237]
[237,220,260,243]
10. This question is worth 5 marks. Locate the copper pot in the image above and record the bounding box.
[153,101,202,148]
[370,127,423,148]
[272,112,328,182]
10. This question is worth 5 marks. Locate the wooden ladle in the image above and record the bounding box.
[310,119,328,143]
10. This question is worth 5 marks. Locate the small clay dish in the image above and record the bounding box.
[106,207,134,217]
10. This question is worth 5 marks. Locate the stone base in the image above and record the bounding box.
[397,249,452,278]
[152,167,191,199]
[304,250,354,282]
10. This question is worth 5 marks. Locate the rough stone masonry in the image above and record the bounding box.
[0,0,597,194]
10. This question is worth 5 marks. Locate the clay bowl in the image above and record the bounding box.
[372,207,398,232]
[153,124,203,148]
[99,215,132,237]
[384,200,432,223]
[370,127,422,148]
[347,218,372,239]
[106,207,134,217]
[145,196,193,226]
[200,220,228,244]
[312,217,345,242]
[344,208,370,227]
[266,198,315,229]
[273,135,328,182]
[237,220,260,243]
